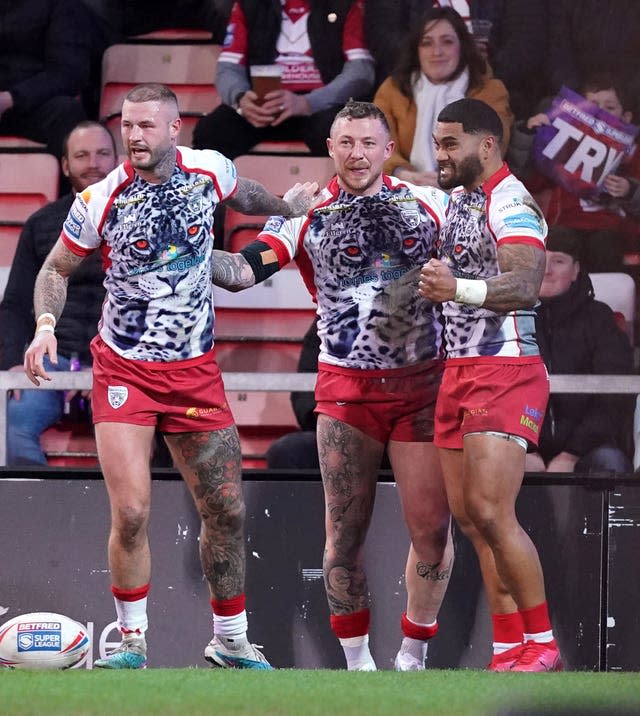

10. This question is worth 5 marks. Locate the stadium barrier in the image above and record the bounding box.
[1,371,639,671]
[1,370,639,466]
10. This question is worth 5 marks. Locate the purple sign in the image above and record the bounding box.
[533,86,639,200]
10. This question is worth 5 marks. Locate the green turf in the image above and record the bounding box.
[1,669,638,716]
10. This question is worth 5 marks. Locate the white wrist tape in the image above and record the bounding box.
[36,324,55,334]
[454,278,487,306]
[36,312,56,328]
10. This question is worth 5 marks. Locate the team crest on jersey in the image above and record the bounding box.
[108,386,129,409]
[187,192,203,213]
[264,215,286,232]
[401,209,420,228]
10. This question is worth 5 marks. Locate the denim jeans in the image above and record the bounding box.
[7,354,69,466]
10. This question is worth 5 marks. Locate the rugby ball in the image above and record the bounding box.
[0,612,90,669]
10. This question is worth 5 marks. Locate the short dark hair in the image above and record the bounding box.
[437,98,503,142]
[331,100,390,134]
[61,120,117,159]
[125,83,179,108]
[581,71,634,117]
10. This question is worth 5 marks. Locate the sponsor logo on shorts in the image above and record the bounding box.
[185,406,225,418]
[519,404,542,433]
[462,407,488,424]
[108,386,128,409]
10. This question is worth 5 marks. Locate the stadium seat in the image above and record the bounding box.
[225,390,300,468]
[589,272,636,341]
[99,43,222,154]
[0,153,59,224]
[250,139,310,155]
[41,421,99,467]
[127,28,214,42]
[0,224,22,299]
[0,136,47,151]
[233,154,335,196]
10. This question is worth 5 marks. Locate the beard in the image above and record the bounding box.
[437,154,483,191]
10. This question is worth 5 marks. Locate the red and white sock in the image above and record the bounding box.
[112,583,149,636]
[492,610,524,654]
[400,612,438,661]
[520,601,554,644]
[211,594,248,643]
[330,609,376,670]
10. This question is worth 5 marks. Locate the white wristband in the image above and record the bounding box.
[36,312,57,328]
[454,278,487,306]
[36,324,55,334]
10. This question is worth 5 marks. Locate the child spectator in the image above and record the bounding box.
[510,73,640,273]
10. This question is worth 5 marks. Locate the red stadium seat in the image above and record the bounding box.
[234,154,335,197]
[41,422,99,467]
[0,224,22,299]
[0,153,59,223]
[100,43,222,154]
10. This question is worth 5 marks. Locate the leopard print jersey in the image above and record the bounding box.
[437,164,546,360]
[260,176,449,370]
[61,148,236,361]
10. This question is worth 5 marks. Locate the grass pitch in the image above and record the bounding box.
[1,669,638,716]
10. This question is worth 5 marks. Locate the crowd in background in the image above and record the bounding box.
[0,0,639,473]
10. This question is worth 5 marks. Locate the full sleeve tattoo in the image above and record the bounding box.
[226,177,312,217]
[483,243,546,313]
[33,240,85,323]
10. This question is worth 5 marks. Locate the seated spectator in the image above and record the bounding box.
[0,121,117,465]
[191,0,375,158]
[510,72,640,273]
[266,316,320,471]
[526,227,635,475]
[0,0,92,158]
[365,1,548,120]
[373,5,512,187]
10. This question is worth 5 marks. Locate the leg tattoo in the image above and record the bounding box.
[318,418,382,615]
[172,427,246,600]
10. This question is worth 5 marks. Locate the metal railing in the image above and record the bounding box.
[0,371,639,466]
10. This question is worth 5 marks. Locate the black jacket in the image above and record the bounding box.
[0,195,105,369]
[0,0,92,113]
[239,0,355,85]
[535,271,635,461]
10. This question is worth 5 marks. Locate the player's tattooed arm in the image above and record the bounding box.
[211,250,256,291]
[34,239,85,321]
[226,177,318,217]
[485,243,546,312]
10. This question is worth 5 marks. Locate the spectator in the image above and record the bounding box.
[365,1,468,87]
[0,121,117,465]
[547,1,640,98]
[373,6,512,187]
[191,0,375,158]
[365,2,548,119]
[526,227,635,475]
[510,72,640,273]
[0,0,92,158]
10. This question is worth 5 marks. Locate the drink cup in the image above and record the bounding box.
[250,65,283,104]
